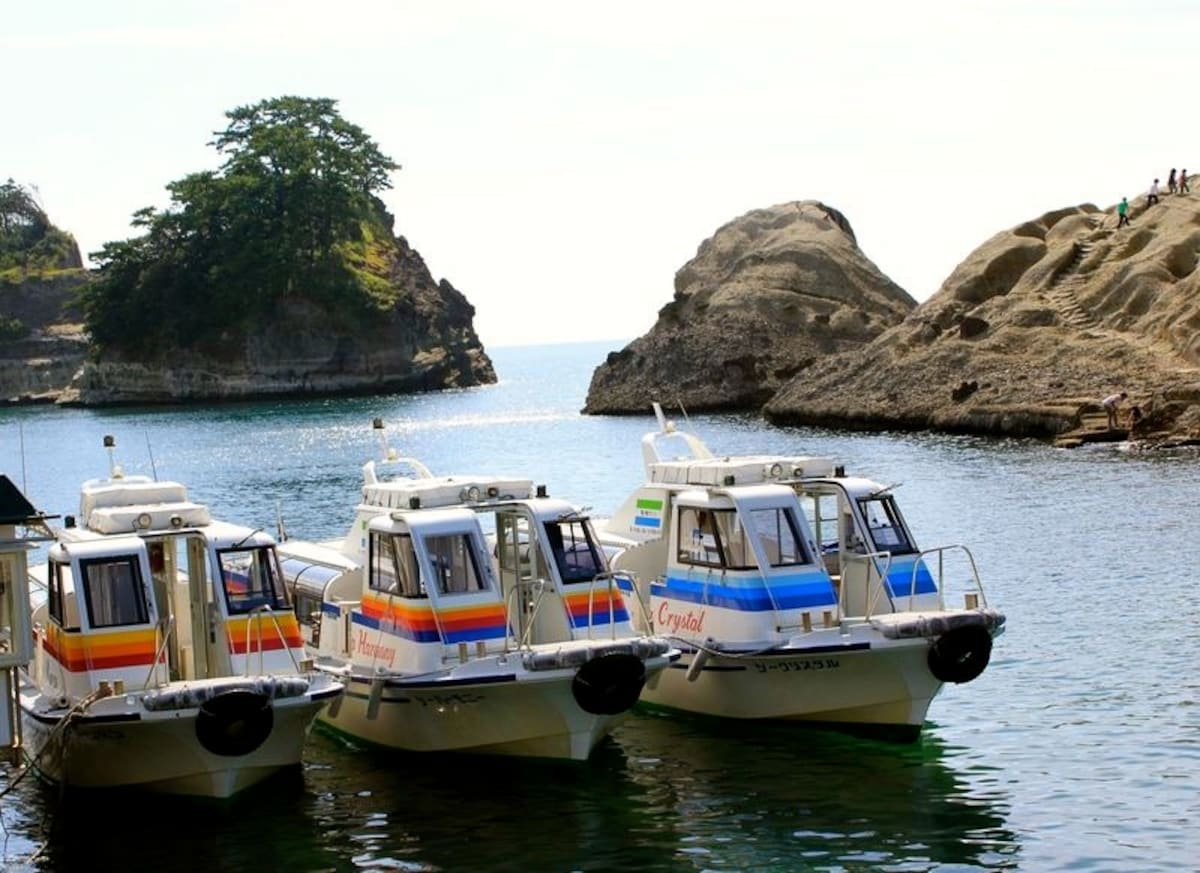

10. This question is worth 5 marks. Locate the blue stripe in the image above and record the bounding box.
[884,559,937,597]
[656,573,837,611]
[351,609,440,643]
[633,516,661,529]
[321,603,341,618]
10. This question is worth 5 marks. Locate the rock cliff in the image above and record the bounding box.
[0,266,88,404]
[583,201,915,414]
[65,234,495,405]
[764,193,1200,441]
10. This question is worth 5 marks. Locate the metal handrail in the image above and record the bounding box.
[910,544,984,610]
[243,605,301,676]
[502,578,550,653]
[143,616,174,689]
[838,549,895,620]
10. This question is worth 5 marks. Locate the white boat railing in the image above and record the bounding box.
[908,544,986,612]
[243,606,302,676]
[143,616,175,689]
[839,549,895,621]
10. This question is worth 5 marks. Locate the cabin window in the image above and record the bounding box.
[80,555,149,629]
[857,495,916,555]
[370,532,424,598]
[48,560,79,631]
[745,507,811,567]
[544,519,604,584]
[676,507,754,570]
[218,546,291,615]
[425,534,489,595]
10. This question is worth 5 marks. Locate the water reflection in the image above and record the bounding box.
[610,712,1018,871]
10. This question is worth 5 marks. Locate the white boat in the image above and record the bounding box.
[19,439,343,797]
[597,405,1005,740]
[275,422,676,761]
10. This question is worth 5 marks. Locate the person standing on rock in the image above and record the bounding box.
[1102,391,1128,430]
[1148,179,1161,206]
[1181,169,1190,194]
[1169,169,1178,194]
[1117,197,1130,227]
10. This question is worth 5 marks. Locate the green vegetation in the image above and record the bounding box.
[0,315,29,341]
[80,96,401,357]
[0,179,80,282]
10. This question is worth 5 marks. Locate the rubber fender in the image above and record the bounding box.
[927,624,993,684]
[195,690,274,757]
[571,653,647,715]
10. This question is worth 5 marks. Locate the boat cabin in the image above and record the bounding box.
[36,474,304,689]
[288,480,640,670]
[643,484,841,644]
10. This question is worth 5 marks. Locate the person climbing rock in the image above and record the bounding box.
[1169,168,1178,194]
[1102,391,1128,430]
[1181,169,1190,194]
[1147,179,1161,206]
[1117,197,1130,227]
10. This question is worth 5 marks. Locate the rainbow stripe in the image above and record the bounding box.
[562,589,631,628]
[225,613,303,654]
[43,624,161,672]
[356,592,508,643]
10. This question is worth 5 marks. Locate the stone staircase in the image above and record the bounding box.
[1047,239,1099,328]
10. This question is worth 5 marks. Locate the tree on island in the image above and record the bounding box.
[81,96,401,357]
[1,178,81,281]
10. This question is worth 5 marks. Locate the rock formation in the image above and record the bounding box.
[0,251,89,404]
[764,194,1200,442]
[64,234,495,405]
[583,201,915,414]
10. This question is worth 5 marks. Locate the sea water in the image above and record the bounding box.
[0,340,1197,871]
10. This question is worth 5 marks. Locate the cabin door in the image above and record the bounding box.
[182,535,214,680]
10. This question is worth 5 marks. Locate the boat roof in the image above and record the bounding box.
[648,455,836,487]
[361,475,534,512]
[78,475,211,534]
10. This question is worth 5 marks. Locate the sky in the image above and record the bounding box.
[5,1,1199,348]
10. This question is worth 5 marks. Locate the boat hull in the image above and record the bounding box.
[19,681,339,798]
[321,669,631,761]
[642,638,941,735]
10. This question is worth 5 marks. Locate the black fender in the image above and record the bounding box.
[927,624,993,684]
[195,690,274,757]
[571,653,647,715]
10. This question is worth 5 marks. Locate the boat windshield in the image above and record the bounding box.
[80,554,149,628]
[218,546,291,614]
[857,495,916,555]
[424,533,490,595]
[544,518,605,584]
[370,532,424,598]
[677,507,754,570]
[743,506,811,567]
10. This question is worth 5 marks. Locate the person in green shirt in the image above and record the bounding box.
[1117,196,1130,228]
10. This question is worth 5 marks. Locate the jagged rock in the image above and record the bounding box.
[765,193,1200,439]
[583,201,915,414]
[67,234,494,405]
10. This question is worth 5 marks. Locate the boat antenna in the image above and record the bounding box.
[275,500,288,542]
[677,399,697,435]
[871,482,902,497]
[145,430,159,480]
[19,421,28,493]
[103,434,124,479]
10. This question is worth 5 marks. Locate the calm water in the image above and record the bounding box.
[1,340,1197,871]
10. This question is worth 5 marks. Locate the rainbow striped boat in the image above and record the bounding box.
[19,440,342,797]
[276,421,675,760]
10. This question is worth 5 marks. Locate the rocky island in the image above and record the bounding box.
[764,193,1200,444]
[583,201,914,414]
[586,189,1200,447]
[2,98,494,407]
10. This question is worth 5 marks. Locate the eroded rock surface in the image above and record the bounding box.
[584,201,915,414]
[764,194,1200,442]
